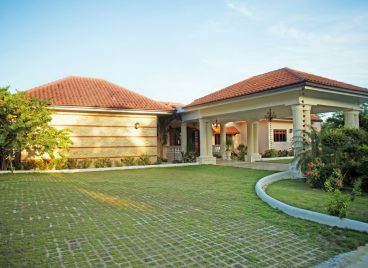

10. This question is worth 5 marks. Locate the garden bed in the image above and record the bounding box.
[266,179,368,223]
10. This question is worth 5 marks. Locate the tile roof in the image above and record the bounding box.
[25,76,174,111]
[310,114,322,122]
[212,126,240,135]
[186,67,368,108]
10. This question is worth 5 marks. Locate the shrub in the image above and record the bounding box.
[137,154,151,165]
[278,150,289,157]
[77,159,92,169]
[114,160,123,167]
[183,152,199,163]
[21,159,37,170]
[324,168,344,192]
[121,157,137,166]
[305,158,323,188]
[262,149,279,158]
[327,190,351,218]
[65,159,78,169]
[237,144,247,161]
[94,158,112,168]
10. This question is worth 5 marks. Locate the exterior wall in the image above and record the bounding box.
[268,120,293,152]
[51,111,158,163]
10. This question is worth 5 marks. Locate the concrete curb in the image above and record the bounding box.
[0,162,200,174]
[259,156,294,161]
[255,172,368,233]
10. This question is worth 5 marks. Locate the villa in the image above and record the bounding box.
[25,67,368,165]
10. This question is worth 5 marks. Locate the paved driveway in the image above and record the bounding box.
[1,166,366,267]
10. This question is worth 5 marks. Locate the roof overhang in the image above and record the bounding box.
[49,105,174,115]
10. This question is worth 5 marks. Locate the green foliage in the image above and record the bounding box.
[236,144,247,161]
[77,159,92,169]
[157,114,181,157]
[182,151,199,163]
[351,178,362,201]
[262,149,279,158]
[324,168,344,192]
[304,159,324,188]
[296,126,368,192]
[323,103,368,132]
[65,159,78,169]
[121,157,137,166]
[0,86,72,170]
[21,157,67,170]
[137,154,151,165]
[94,158,112,168]
[327,190,351,218]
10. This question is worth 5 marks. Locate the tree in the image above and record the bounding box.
[0,86,72,170]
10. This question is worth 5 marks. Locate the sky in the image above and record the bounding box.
[1,0,368,104]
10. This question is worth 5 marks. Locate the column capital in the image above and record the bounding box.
[302,104,312,111]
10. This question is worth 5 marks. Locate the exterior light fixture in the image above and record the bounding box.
[264,108,277,122]
[134,122,140,129]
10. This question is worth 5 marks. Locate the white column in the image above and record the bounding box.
[247,121,261,162]
[344,110,360,128]
[303,105,312,132]
[220,122,226,160]
[291,104,304,177]
[247,121,254,158]
[197,119,216,164]
[303,105,312,143]
[253,122,259,154]
[291,104,304,157]
[207,121,213,157]
[180,122,187,154]
[199,119,207,157]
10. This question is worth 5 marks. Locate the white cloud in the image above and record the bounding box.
[226,0,256,19]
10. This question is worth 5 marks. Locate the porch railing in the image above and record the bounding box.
[164,146,183,162]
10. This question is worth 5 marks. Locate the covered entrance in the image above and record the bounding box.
[177,68,368,175]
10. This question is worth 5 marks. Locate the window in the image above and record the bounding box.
[273,129,287,142]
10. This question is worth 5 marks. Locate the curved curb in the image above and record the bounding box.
[0,162,199,174]
[255,171,368,233]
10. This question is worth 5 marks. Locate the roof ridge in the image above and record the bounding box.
[283,67,306,82]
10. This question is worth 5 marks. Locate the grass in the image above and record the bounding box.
[258,158,293,164]
[1,165,368,267]
[267,179,368,223]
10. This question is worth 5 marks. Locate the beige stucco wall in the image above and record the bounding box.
[268,120,293,152]
[51,111,158,163]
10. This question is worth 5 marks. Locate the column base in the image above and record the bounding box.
[247,153,261,163]
[197,156,217,165]
[289,159,304,178]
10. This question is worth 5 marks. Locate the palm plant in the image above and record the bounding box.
[293,126,323,172]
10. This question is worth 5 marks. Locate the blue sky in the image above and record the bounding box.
[1,0,367,104]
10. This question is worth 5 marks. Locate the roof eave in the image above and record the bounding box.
[305,82,368,97]
[49,105,174,115]
[183,82,306,111]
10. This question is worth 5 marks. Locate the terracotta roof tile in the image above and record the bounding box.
[186,68,368,108]
[212,126,240,135]
[25,76,174,111]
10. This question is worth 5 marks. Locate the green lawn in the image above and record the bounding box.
[267,179,368,223]
[1,166,367,267]
[258,158,293,164]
